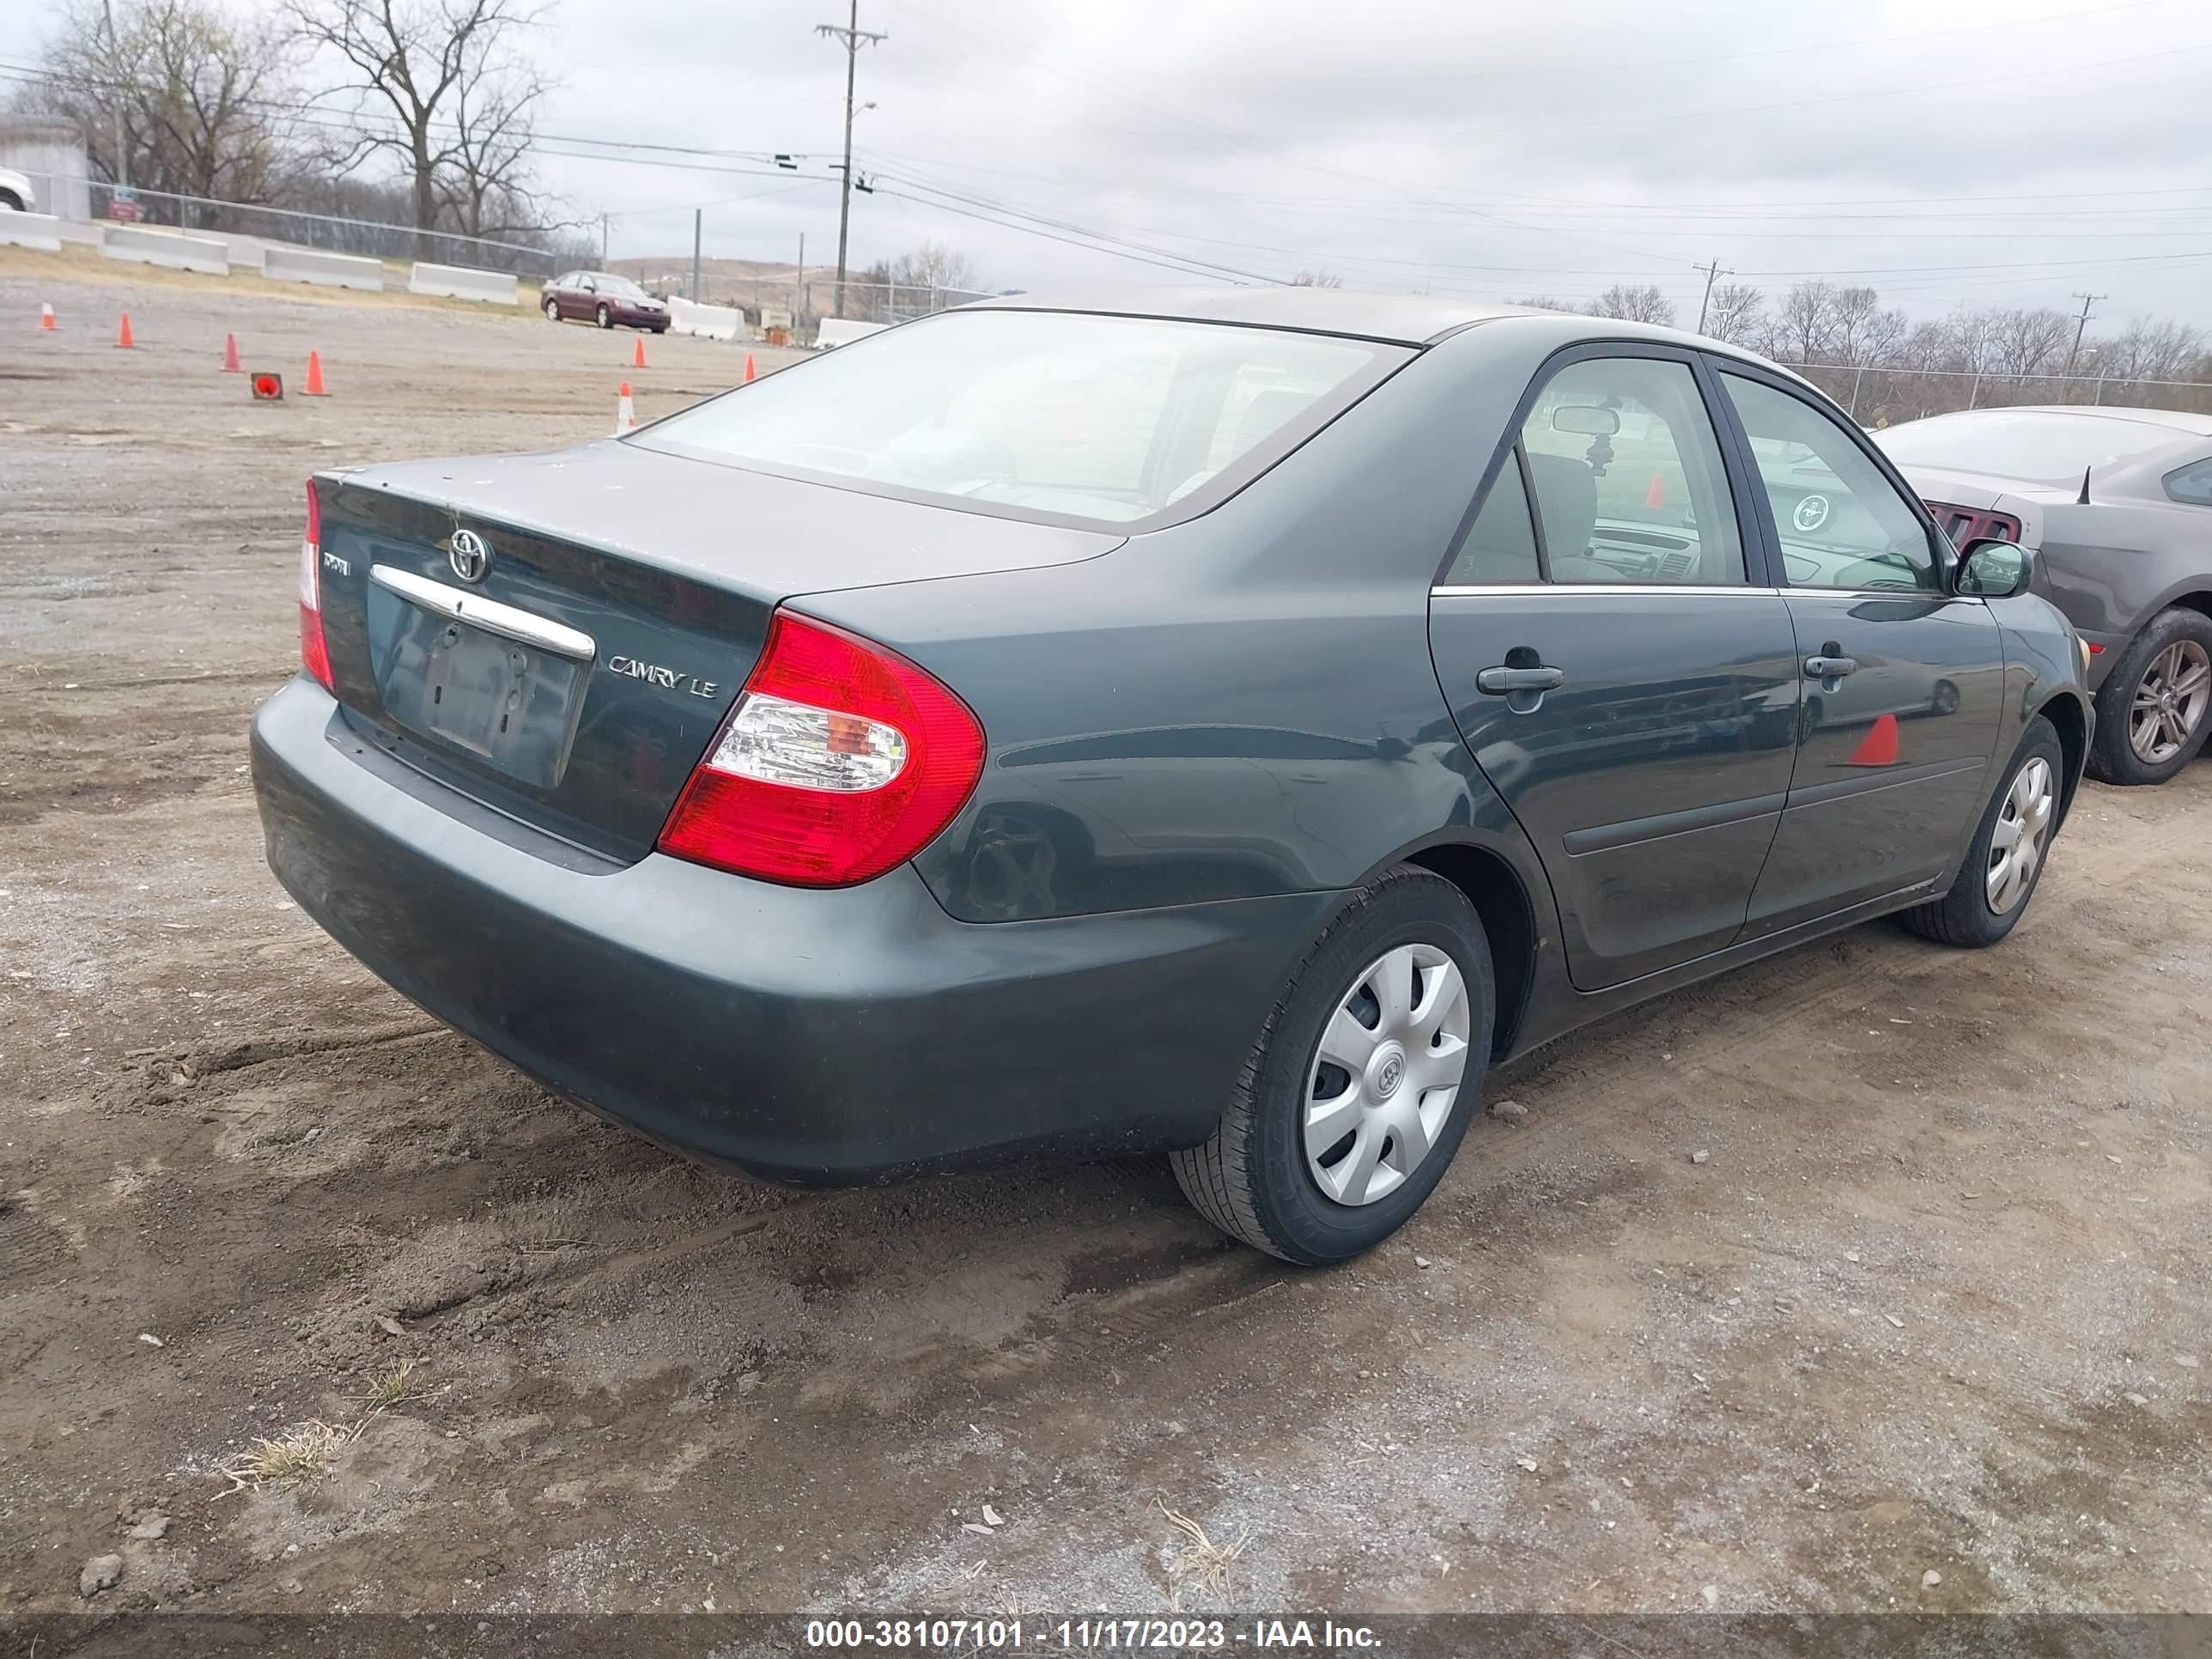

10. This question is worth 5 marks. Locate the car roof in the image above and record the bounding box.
[1921,404,2212,438]
[963,285,1693,347]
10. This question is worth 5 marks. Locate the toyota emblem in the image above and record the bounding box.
[447,527,491,584]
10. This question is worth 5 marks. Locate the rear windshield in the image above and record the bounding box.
[1875,410,2184,483]
[636,309,1406,528]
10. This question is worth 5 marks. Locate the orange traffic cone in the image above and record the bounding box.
[1644,472,1666,508]
[302,350,328,396]
[743,354,757,384]
[222,332,241,372]
[615,381,635,434]
[116,312,134,349]
[632,335,647,369]
[1848,712,1900,768]
[40,302,56,331]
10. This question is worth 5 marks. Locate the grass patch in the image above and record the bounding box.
[359,1358,434,1410]
[217,1418,367,1494]
[1159,1498,1248,1607]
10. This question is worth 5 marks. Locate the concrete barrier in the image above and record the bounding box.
[409,262,518,305]
[816,318,889,349]
[100,223,228,276]
[668,297,742,341]
[0,211,64,253]
[264,246,385,292]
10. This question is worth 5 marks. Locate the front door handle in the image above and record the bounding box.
[1803,654,1858,679]
[1476,665,1567,696]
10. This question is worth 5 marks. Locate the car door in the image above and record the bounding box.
[1712,365,2005,936]
[546,273,574,318]
[1429,346,1802,991]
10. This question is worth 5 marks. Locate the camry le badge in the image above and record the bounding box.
[447,527,492,584]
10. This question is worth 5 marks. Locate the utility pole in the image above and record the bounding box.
[817,0,885,320]
[1693,258,1731,335]
[691,208,702,301]
[599,211,609,266]
[2062,291,2106,386]
[797,231,806,317]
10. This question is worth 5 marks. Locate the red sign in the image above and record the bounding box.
[107,198,141,222]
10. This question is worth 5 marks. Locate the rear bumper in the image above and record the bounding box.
[250,677,1332,1183]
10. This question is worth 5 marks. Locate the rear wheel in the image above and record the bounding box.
[2087,607,2212,786]
[1171,866,1493,1265]
[1900,717,2063,948]
[0,191,23,212]
[543,295,560,321]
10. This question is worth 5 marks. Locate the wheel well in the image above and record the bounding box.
[2166,592,2212,624]
[2035,692,2087,823]
[1404,842,1536,1060]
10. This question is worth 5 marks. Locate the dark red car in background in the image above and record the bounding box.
[542,270,671,332]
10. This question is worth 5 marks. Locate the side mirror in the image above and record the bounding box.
[1954,536,2033,599]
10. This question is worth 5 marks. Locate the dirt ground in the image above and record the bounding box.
[3,256,2208,1627]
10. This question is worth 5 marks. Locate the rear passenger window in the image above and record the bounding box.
[2165,459,2212,506]
[1518,357,1745,586]
[1445,450,1540,585]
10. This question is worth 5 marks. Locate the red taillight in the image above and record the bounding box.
[1927,501,2023,549]
[298,479,334,690]
[658,611,986,887]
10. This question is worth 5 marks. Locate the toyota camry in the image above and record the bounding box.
[251,289,2090,1263]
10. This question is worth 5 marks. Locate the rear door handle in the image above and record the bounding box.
[1803,654,1858,679]
[1476,665,1566,695]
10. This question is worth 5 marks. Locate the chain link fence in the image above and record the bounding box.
[20,172,568,276]
[1779,360,2212,427]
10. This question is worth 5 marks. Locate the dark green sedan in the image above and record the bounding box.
[252,289,2090,1264]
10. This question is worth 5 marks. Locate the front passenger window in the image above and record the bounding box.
[1721,372,1941,592]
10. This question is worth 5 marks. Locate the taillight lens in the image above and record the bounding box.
[298,479,334,690]
[658,611,985,887]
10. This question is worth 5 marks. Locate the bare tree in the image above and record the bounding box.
[286,0,554,236]
[1586,283,1674,326]
[1828,285,1907,368]
[1289,268,1345,288]
[1988,307,2075,381]
[1509,295,1577,313]
[1703,282,1764,345]
[27,0,301,206]
[887,240,982,301]
[1760,281,1841,364]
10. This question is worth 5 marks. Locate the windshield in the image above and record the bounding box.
[637,309,1401,527]
[596,275,647,298]
[1875,410,2182,483]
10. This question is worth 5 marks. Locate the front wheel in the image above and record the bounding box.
[1899,716,2063,949]
[1172,866,1493,1264]
[595,303,612,329]
[2087,607,2212,786]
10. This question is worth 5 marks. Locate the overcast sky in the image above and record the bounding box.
[462,0,2210,327]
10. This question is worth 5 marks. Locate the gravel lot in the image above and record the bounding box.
[3,250,2208,1624]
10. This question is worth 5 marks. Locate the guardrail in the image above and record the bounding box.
[100,222,228,276]
[409,262,520,305]
[0,211,64,252]
[264,246,386,292]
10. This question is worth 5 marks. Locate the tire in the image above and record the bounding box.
[2086,607,2212,786]
[1899,717,2064,949]
[543,296,560,321]
[595,304,612,329]
[652,325,668,335]
[0,191,22,212]
[1171,866,1494,1265]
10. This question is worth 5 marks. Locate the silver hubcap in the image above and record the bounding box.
[2129,640,2210,764]
[1985,755,2055,915]
[1304,944,1472,1207]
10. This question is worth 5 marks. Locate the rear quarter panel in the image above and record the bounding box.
[797,320,1575,927]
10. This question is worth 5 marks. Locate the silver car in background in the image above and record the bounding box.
[1876,406,2212,786]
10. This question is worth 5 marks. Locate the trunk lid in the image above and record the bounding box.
[312,440,1118,861]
